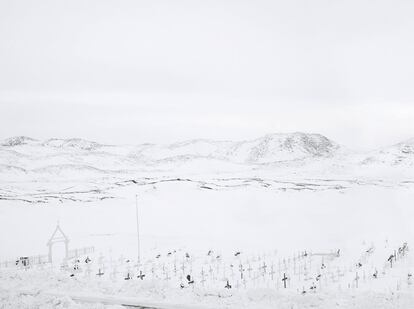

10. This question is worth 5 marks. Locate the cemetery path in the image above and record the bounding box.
[13,289,212,309]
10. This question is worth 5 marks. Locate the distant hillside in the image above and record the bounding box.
[1,136,38,147]
[361,138,414,167]
[1,133,414,180]
[133,132,340,164]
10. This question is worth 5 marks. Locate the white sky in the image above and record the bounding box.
[1,0,414,150]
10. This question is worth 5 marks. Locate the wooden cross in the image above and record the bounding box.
[124,272,132,280]
[293,256,297,274]
[388,255,394,268]
[200,268,206,286]
[269,264,276,281]
[96,268,104,277]
[186,274,194,284]
[247,264,253,278]
[137,270,145,280]
[402,242,408,256]
[282,273,288,288]
[355,272,360,288]
[261,262,267,275]
[239,264,245,279]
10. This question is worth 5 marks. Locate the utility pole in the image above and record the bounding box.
[135,194,141,267]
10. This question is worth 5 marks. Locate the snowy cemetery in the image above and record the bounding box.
[57,242,411,294]
[1,191,413,308]
[1,222,412,301]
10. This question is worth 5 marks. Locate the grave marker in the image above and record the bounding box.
[282,273,288,288]
[137,270,145,280]
[354,272,360,288]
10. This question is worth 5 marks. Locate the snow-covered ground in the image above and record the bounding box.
[1,134,414,308]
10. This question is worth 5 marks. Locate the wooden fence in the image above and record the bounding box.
[67,246,95,260]
[0,246,95,269]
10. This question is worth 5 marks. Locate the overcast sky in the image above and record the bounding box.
[1,0,414,150]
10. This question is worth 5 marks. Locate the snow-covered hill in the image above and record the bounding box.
[0,133,341,171]
[226,132,340,163]
[132,132,340,163]
[41,138,105,151]
[1,136,38,147]
[361,138,414,167]
[1,133,414,180]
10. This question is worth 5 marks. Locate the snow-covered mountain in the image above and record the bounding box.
[41,138,105,151]
[0,133,340,170]
[361,138,414,167]
[1,136,38,147]
[226,132,339,163]
[0,133,413,179]
[130,132,340,164]
[1,133,414,204]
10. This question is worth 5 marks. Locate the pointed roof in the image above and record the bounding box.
[47,222,69,245]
